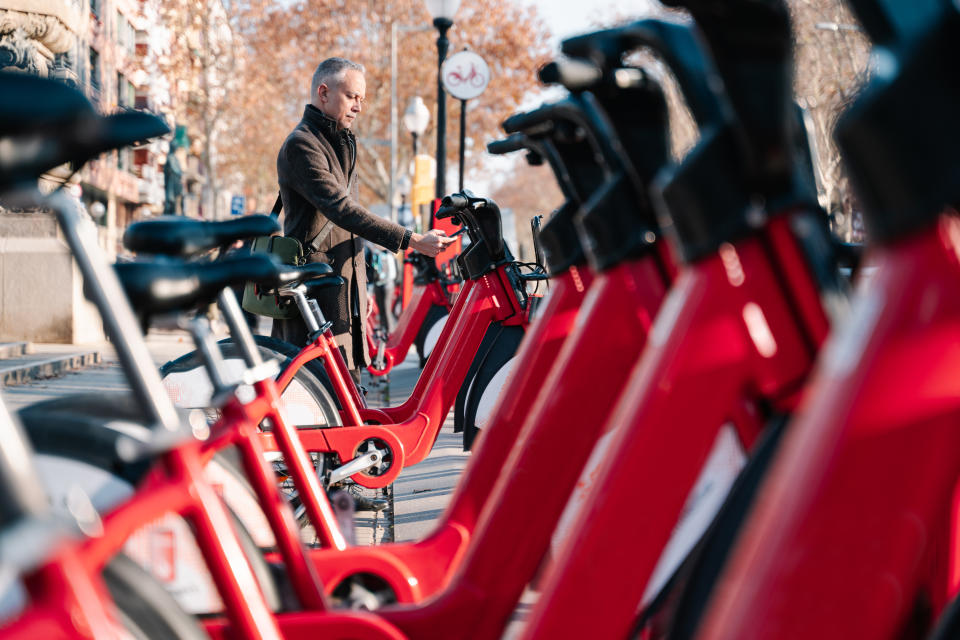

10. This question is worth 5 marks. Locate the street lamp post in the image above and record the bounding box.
[403,96,430,157]
[423,0,461,200]
[390,22,431,225]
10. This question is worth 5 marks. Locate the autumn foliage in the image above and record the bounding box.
[216,0,552,213]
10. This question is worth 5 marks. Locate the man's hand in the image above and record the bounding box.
[410,229,456,258]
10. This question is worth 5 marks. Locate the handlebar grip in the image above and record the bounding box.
[487,134,529,155]
[442,192,470,209]
[436,192,471,220]
[502,106,558,136]
[538,59,603,91]
[435,205,458,220]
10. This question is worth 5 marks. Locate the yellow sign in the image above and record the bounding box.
[411,154,436,232]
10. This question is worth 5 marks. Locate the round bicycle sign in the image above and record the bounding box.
[441,51,490,101]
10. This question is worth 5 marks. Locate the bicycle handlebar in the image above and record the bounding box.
[833,0,960,241]
[665,0,796,190]
[487,134,532,157]
[489,133,582,205]
[435,193,472,220]
[562,19,728,130]
[539,58,651,94]
[503,98,618,180]
[538,58,603,91]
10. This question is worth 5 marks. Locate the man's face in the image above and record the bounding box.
[318,69,366,129]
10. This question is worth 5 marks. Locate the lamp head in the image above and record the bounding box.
[403,96,431,136]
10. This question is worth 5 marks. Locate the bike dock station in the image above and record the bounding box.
[2,1,960,638]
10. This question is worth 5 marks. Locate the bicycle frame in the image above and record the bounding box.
[280,266,593,600]
[260,263,525,489]
[368,249,671,638]
[81,438,288,640]
[698,214,960,639]
[522,212,831,640]
[366,280,451,376]
[1,544,125,640]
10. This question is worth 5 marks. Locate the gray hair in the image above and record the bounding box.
[310,57,365,99]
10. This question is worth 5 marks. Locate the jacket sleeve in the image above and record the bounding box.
[280,133,412,252]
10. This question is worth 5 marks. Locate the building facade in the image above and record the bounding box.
[0,0,229,343]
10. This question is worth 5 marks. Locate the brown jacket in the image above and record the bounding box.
[274,105,411,369]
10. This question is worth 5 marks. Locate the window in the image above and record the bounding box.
[117,146,131,172]
[116,12,135,56]
[89,47,100,98]
[117,73,135,108]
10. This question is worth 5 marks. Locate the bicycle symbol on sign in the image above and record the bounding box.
[445,63,487,89]
[442,51,490,100]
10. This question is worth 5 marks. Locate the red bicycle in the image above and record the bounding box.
[0,75,205,640]
[696,1,960,637]
[521,7,848,638]
[0,76,409,639]
[365,251,453,376]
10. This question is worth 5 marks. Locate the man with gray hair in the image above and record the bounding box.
[274,57,453,382]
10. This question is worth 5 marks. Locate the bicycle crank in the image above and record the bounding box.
[328,439,392,485]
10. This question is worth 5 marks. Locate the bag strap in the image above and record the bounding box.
[271,192,282,217]
[305,221,333,255]
[272,188,334,255]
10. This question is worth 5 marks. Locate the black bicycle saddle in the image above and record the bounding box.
[115,255,285,316]
[123,215,281,257]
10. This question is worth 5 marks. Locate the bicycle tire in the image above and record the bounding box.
[18,393,285,614]
[453,322,505,435]
[414,305,449,368]
[103,553,208,640]
[462,325,525,451]
[161,336,342,426]
[30,451,285,615]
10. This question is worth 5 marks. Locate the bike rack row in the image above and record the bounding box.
[0,0,958,637]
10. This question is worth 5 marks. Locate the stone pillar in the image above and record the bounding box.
[0,211,103,344]
[0,1,103,344]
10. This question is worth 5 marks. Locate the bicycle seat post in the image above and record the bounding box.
[279,286,325,338]
[45,190,183,436]
[217,287,264,370]
[181,315,234,401]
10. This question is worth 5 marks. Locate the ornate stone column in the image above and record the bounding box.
[0,0,84,77]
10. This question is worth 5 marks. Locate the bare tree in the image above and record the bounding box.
[157,0,240,218]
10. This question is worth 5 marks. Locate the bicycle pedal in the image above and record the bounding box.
[327,448,387,484]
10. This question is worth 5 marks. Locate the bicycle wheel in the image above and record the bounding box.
[161,335,342,426]
[19,393,286,615]
[462,325,525,450]
[103,553,208,640]
[414,305,449,367]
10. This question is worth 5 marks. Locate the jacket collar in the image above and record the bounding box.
[303,104,354,143]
